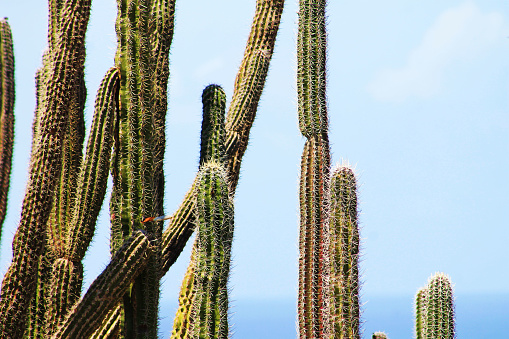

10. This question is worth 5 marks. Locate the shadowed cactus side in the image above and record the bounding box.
[0,18,14,247]
[330,165,360,339]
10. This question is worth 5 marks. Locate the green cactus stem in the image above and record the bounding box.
[0,18,14,245]
[425,273,455,339]
[171,161,233,338]
[51,231,154,339]
[415,287,429,339]
[296,0,331,336]
[330,165,360,338]
[160,0,284,281]
[372,332,389,339]
[0,1,91,337]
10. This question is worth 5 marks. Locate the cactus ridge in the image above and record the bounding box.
[0,18,15,245]
[0,1,92,336]
[330,165,360,339]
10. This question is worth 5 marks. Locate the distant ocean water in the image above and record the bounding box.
[159,294,509,338]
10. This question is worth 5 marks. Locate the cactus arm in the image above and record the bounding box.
[425,273,455,339]
[40,67,120,335]
[0,18,14,244]
[415,287,428,339]
[330,165,360,338]
[51,231,154,339]
[160,0,285,278]
[0,1,91,336]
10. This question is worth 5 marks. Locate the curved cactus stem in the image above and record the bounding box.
[160,0,285,279]
[51,231,154,339]
[0,18,15,246]
[425,273,455,339]
[330,164,361,339]
[0,1,91,336]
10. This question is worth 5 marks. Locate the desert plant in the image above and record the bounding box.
[0,0,284,338]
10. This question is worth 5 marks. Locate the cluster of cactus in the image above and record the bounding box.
[0,0,458,338]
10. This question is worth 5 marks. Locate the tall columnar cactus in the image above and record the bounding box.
[0,1,91,336]
[330,165,360,339]
[173,161,233,338]
[0,18,14,247]
[297,0,332,337]
[422,273,456,339]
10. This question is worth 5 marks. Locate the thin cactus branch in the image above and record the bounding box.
[0,18,15,247]
[415,287,429,339]
[160,0,285,279]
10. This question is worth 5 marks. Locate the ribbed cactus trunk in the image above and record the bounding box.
[330,166,360,339]
[297,0,331,337]
[109,0,175,337]
[0,18,14,247]
[0,1,91,337]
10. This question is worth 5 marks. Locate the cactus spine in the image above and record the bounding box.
[0,18,14,246]
[297,0,332,337]
[330,165,360,339]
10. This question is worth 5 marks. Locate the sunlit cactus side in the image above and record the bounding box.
[160,0,285,277]
[182,162,233,339]
[330,165,360,339]
[415,287,429,339]
[297,0,332,337]
[172,84,227,338]
[425,273,455,339]
[372,331,389,339]
[0,18,15,246]
[0,1,92,337]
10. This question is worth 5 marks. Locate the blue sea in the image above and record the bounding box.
[159,294,508,338]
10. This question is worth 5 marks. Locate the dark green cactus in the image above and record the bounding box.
[297,0,332,337]
[330,165,360,339]
[0,18,14,247]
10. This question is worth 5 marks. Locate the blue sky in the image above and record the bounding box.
[1,0,508,337]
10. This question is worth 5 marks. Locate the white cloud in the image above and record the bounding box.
[368,2,506,102]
